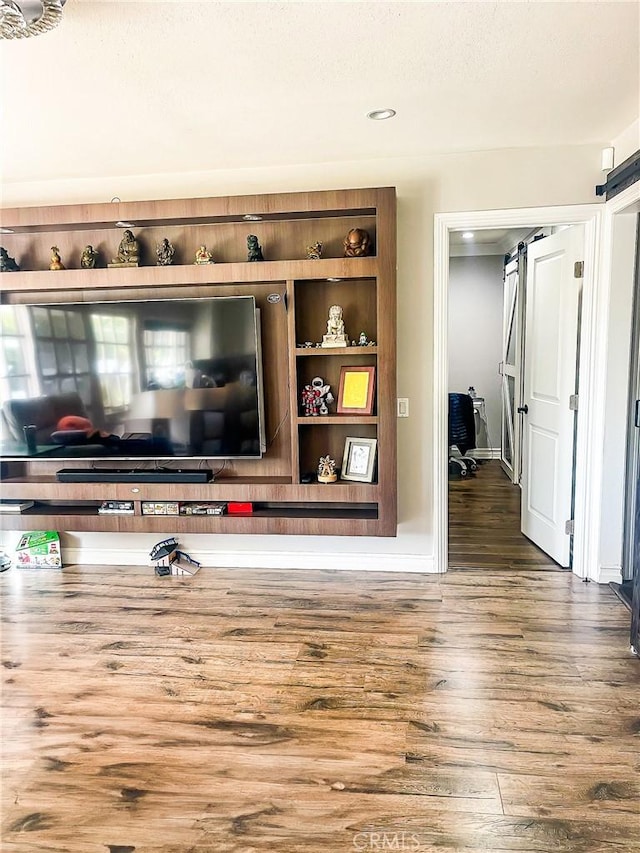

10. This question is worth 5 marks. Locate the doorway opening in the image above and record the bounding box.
[434,205,603,578]
[447,227,562,571]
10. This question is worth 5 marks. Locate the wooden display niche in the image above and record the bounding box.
[0,187,396,536]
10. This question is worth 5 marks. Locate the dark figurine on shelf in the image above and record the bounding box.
[247,234,264,262]
[344,227,371,257]
[306,241,323,260]
[80,245,98,269]
[0,247,19,272]
[49,246,65,270]
[108,229,140,268]
[156,238,175,266]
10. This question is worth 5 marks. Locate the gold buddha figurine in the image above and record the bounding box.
[108,229,140,268]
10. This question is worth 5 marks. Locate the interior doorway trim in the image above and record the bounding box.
[434,204,603,578]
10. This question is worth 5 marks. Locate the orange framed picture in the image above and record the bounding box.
[336,365,376,415]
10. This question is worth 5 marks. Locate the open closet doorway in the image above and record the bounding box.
[435,204,602,577]
[447,226,560,570]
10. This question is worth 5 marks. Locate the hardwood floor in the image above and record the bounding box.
[449,459,559,570]
[1,563,638,852]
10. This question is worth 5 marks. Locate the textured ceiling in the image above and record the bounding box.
[1,0,638,184]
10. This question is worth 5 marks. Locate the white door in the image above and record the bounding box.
[500,256,521,482]
[521,226,584,567]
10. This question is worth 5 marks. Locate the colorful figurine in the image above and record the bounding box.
[301,375,334,416]
[49,246,65,270]
[343,227,371,257]
[247,234,264,261]
[194,245,214,265]
[0,247,19,272]
[80,245,98,269]
[156,238,175,266]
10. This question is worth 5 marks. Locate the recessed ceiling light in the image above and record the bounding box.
[327,278,341,282]
[462,232,474,240]
[115,221,136,228]
[367,108,396,121]
[243,214,263,221]
[0,228,15,234]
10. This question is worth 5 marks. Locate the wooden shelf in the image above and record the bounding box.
[296,416,378,425]
[1,257,377,294]
[0,475,378,503]
[295,347,378,356]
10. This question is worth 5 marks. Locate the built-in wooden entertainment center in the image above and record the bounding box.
[0,187,396,536]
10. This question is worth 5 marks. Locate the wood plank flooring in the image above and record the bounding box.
[1,561,638,852]
[449,460,558,570]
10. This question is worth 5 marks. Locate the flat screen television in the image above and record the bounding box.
[0,295,266,460]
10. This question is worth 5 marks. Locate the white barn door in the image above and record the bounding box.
[500,255,522,482]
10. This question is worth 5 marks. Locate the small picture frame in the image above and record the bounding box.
[337,365,376,415]
[341,436,377,482]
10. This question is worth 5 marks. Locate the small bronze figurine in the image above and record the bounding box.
[317,455,337,484]
[247,235,264,262]
[0,247,19,272]
[156,238,175,266]
[80,245,98,269]
[343,228,371,258]
[194,245,214,265]
[108,229,140,268]
[49,246,65,270]
[306,241,323,260]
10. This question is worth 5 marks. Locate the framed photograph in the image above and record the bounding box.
[341,436,377,482]
[337,365,376,415]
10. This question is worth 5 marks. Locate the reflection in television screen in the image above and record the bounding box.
[0,296,265,460]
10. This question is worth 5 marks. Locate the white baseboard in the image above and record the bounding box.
[596,565,623,585]
[62,547,436,574]
[451,447,501,460]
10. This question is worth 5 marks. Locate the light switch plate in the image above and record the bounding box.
[397,398,409,417]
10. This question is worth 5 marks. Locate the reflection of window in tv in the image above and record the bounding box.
[90,313,133,413]
[143,328,190,389]
[0,305,39,400]
[31,306,92,403]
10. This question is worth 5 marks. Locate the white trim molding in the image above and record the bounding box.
[62,546,436,574]
[434,204,603,579]
[470,448,502,460]
[596,565,623,585]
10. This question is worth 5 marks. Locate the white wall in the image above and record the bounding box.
[448,255,503,452]
[611,118,640,166]
[1,143,607,570]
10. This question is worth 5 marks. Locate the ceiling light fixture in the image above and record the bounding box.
[367,108,396,121]
[0,227,15,234]
[243,214,263,222]
[0,1,66,39]
[115,221,136,229]
[462,232,474,240]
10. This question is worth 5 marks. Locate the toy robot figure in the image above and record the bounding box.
[301,376,334,416]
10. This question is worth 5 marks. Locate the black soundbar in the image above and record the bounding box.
[56,468,213,483]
